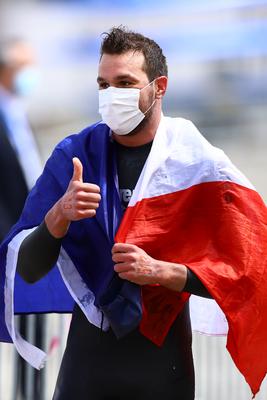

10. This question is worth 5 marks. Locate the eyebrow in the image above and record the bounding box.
[97,74,139,83]
[97,76,105,83]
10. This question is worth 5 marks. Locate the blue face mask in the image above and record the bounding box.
[14,67,39,96]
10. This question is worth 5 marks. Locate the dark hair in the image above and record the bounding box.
[100,26,168,81]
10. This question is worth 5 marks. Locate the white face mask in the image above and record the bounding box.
[14,67,40,97]
[98,80,156,135]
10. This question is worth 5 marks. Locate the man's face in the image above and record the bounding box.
[0,42,35,93]
[97,51,155,117]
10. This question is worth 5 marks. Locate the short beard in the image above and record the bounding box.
[125,96,155,137]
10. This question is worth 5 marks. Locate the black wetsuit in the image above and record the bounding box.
[18,140,211,400]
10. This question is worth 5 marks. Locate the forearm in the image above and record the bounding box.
[156,260,212,298]
[155,259,188,292]
[17,221,62,283]
[183,268,212,298]
[112,244,212,298]
[45,199,70,238]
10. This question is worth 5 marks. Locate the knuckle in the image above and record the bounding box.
[89,209,96,217]
[91,193,101,202]
[114,263,120,272]
[72,191,80,202]
[129,253,136,262]
[112,244,119,253]
[88,183,100,192]
[76,210,84,218]
[76,193,84,201]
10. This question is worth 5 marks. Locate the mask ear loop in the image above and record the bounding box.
[141,79,157,115]
[143,98,156,115]
[140,78,156,91]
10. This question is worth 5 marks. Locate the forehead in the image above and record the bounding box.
[98,51,148,81]
[8,43,34,68]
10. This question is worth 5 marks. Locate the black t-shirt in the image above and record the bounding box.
[114,139,153,210]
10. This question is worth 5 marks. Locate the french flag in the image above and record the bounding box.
[116,117,267,398]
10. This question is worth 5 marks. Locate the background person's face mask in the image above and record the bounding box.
[14,66,40,97]
[98,80,156,135]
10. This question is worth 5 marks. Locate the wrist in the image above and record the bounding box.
[155,260,188,292]
[45,200,70,239]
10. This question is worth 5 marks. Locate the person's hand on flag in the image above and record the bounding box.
[112,243,187,291]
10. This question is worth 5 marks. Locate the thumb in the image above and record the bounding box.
[71,157,83,182]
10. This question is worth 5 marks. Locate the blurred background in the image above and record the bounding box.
[0,0,266,399]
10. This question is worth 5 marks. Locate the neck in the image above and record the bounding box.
[112,103,162,147]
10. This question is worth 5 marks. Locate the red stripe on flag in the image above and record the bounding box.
[116,180,267,396]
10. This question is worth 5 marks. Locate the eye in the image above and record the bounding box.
[119,81,132,87]
[98,82,109,90]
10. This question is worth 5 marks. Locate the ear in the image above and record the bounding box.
[155,76,168,99]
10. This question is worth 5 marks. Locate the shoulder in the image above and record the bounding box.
[45,121,110,167]
[163,116,253,187]
[163,115,224,176]
[164,116,208,144]
[42,121,110,181]
[54,121,109,155]
[163,116,222,159]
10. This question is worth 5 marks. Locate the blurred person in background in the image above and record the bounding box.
[0,38,42,240]
[0,27,267,400]
[0,38,43,399]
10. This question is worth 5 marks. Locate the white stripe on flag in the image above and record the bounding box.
[129,116,254,207]
[4,229,109,368]
[4,228,47,369]
[57,248,109,331]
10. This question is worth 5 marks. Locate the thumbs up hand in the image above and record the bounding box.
[45,157,101,238]
[71,157,84,182]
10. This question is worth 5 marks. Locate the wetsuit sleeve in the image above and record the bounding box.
[17,221,62,283]
[183,268,212,298]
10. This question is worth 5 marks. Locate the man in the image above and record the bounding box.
[0,38,43,399]
[0,27,267,400]
[0,38,42,241]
